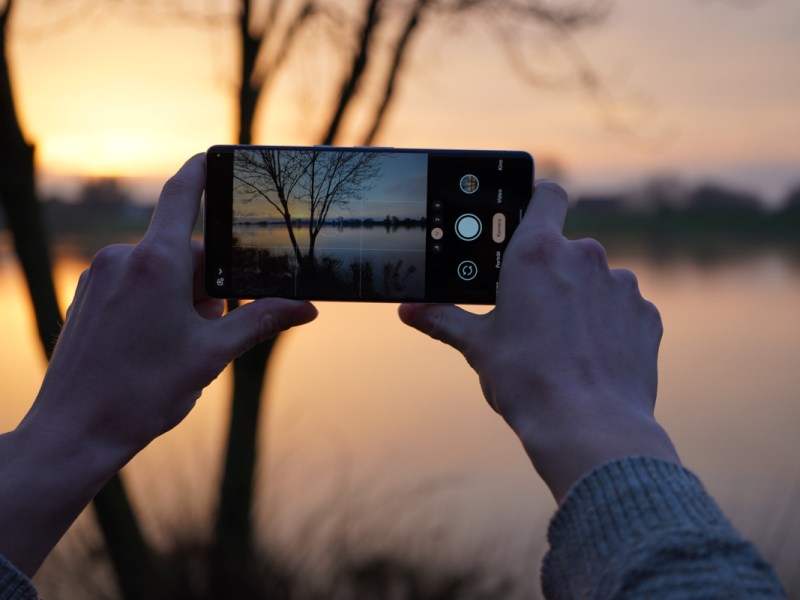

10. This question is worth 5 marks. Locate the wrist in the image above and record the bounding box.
[512,402,680,504]
[0,408,131,575]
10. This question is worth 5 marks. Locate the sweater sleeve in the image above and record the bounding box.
[541,456,786,599]
[0,556,37,600]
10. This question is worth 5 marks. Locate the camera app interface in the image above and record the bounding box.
[423,153,530,302]
[231,148,427,300]
[228,147,530,301]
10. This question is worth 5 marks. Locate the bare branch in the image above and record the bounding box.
[320,0,383,145]
[361,0,431,146]
[0,1,11,27]
[356,0,618,145]
[487,12,573,89]
[499,0,611,29]
[252,0,317,90]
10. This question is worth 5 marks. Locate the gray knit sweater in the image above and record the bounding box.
[0,457,787,599]
[0,555,34,600]
[542,456,786,598]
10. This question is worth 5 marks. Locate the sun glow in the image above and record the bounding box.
[6,0,799,198]
[39,130,182,178]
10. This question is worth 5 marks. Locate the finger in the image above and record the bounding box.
[208,298,318,359]
[190,240,225,319]
[398,303,485,357]
[571,237,610,271]
[523,179,569,236]
[145,153,206,245]
[65,269,91,321]
[196,296,226,320]
[190,240,208,300]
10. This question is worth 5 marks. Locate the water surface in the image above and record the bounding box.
[2,236,799,595]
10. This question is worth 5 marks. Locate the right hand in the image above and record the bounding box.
[399,181,679,502]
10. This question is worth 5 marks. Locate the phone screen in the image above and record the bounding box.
[205,145,533,303]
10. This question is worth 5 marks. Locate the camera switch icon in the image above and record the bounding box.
[457,260,478,281]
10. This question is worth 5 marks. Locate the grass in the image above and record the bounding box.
[33,478,529,600]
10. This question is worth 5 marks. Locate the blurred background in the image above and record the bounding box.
[0,0,798,598]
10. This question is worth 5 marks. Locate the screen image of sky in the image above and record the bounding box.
[233,151,428,223]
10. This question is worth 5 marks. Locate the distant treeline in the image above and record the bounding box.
[566,180,800,238]
[0,177,798,241]
[235,216,426,229]
[33,178,153,236]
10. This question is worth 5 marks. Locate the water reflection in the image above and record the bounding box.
[2,236,799,596]
[232,224,426,299]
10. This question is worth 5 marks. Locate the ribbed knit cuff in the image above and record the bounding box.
[0,555,37,600]
[540,456,742,599]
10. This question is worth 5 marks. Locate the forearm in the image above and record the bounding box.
[514,407,681,503]
[0,413,129,576]
[541,456,786,599]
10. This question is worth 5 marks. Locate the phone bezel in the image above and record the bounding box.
[205,144,533,304]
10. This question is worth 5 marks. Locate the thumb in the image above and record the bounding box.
[398,303,487,358]
[211,298,318,359]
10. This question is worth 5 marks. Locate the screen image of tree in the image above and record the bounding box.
[232,148,428,299]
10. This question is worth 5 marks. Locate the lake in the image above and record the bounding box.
[232,222,427,299]
[1,233,799,597]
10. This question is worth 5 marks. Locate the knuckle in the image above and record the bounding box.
[508,230,564,265]
[424,307,442,340]
[613,268,640,291]
[534,180,570,208]
[76,268,90,289]
[421,306,448,342]
[647,299,663,327]
[257,311,277,342]
[128,239,172,277]
[90,244,130,269]
[642,299,663,339]
[573,237,608,268]
[160,170,193,200]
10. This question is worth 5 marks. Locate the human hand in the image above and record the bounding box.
[29,153,318,458]
[0,154,316,576]
[399,181,679,502]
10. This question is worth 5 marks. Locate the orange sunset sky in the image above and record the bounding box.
[6,0,800,206]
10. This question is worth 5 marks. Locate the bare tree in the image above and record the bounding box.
[299,150,384,265]
[234,148,308,266]
[234,148,384,267]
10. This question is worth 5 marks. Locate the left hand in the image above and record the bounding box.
[30,153,318,458]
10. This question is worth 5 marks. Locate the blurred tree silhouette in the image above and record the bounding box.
[2,0,615,598]
[0,0,60,357]
[1,1,161,598]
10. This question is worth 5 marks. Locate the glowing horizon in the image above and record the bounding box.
[7,1,800,204]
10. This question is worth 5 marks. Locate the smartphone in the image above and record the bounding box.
[205,145,533,303]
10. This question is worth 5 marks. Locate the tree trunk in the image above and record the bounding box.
[0,2,60,358]
[211,2,275,594]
